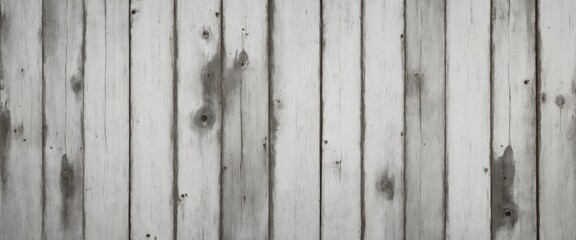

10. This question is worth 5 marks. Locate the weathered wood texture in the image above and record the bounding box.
[491,0,537,239]
[539,0,576,239]
[446,0,491,238]
[321,0,362,239]
[2,0,576,239]
[405,0,446,239]
[221,0,269,239]
[0,0,43,239]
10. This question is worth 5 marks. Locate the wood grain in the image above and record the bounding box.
[405,0,446,239]
[42,0,86,238]
[320,0,362,239]
[175,0,222,239]
[221,0,269,238]
[362,0,405,238]
[269,0,321,239]
[0,0,43,239]
[84,0,130,239]
[129,0,174,239]
[538,0,576,238]
[446,0,491,238]
[491,0,537,239]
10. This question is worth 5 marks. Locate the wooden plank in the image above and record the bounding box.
[83,0,129,239]
[362,0,405,238]
[491,0,537,239]
[269,0,321,239]
[221,0,269,238]
[129,0,174,239]
[445,0,491,238]
[42,0,86,239]
[538,0,576,238]
[174,0,221,239]
[404,0,446,239]
[0,0,43,239]
[320,0,361,239]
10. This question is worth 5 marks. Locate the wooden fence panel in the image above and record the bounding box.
[269,0,321,239]
[363,0,405,239]
[83,0,130,239]
[491,0,537,239]
[0,0,43,239]
[446,0,491,238]
[129,0,174,239]
[405,0,446,239]
[221,0,269,239]
[539,0,576,239]
[42,0,86,239]
[320,0,362,239]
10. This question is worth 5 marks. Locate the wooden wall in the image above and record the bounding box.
[0,0,574,239]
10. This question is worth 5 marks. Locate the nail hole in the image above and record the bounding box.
[524,80,529,85]
[146,234,150,238]
[504,209,512,217]
[131,9,136,14]
[201,115,208,122]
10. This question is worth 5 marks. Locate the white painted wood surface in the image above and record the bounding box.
[130,0,174,239]
[321,0,362,239]
[405,0,446,239]
[0,0,43,239]
[84,0,129,239]
[539,0,576,239]
[491,0,537,239]
[221,0,269,239]
[42,0,86,239]
[363,0,405,239]
[269,0,321,239]
[446,0,491,238]
[175,0,222,239]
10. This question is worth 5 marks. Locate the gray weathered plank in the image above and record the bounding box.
[42,0,86,238]
[538,0,576,239]
[221,0,269,238]
[405,0,446,239]
[130,0,174,239]
[269,0,321,239]
[491,0,537,239]
[0,0,43,239]
[84,0,130,239]
[320,0,362,239]
[175,0,222,239]
[446,0,491,238]
[362,0,405,238]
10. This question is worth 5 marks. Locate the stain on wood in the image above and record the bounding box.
[491,145,518,234]
[377,170,394,200]
[60,154,75,229]
[192,55,221,131]
[0,109,11,191]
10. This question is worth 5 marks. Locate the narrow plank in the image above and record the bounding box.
[445,0,491,238]
[320,0,362,239]
[0,0,43,239]
[175,0,222,239]
[130,0,174,239]
[405,0,446,239]
[491,0,537,239]
[538,0,576,238]
[221,0,269,238]
[42,0,86,239]
[269,0,321,239]
[83,0,129,239]
[363,0,405,238]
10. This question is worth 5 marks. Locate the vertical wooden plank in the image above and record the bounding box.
[363,0,405,239]
[539,0,576,238]
[405,0,446,239]
[445,0,491,238]
[130,0,174,239]
[0,0,43,239]
[221,0,269,238]
[320,0,361,239]
[175,0,221,239]
[269,0,320,239]
[84,0,129,239]
[491,0,537,239]
[42,0,86,239]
